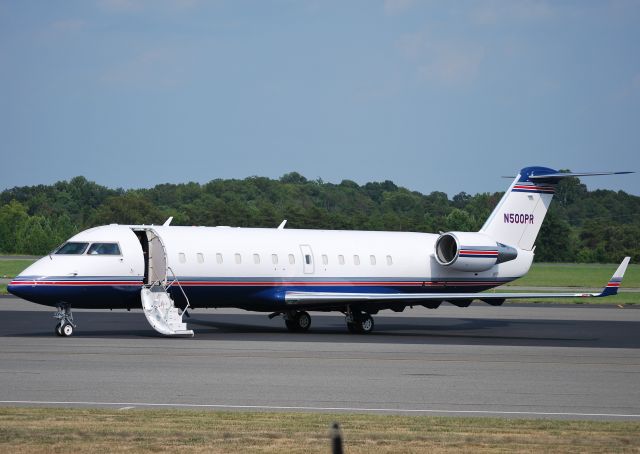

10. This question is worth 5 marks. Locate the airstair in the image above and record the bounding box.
[140,267,194,337]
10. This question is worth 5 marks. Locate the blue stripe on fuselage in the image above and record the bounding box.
[8,276,509,310]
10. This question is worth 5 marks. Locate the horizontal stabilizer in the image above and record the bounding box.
[285,257,631,305]
[502,170,634,180]
[528,171,633,183]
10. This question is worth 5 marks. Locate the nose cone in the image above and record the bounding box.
[7,257,56,305]
[8,271,39,302]
[7,280,27,299]
[7,275,40,302]
[7,280,59,306]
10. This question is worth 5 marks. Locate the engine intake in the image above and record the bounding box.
[435,232,517,272]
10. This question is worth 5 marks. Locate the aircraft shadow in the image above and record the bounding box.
[2,310,638,349]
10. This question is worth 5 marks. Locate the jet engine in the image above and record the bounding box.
[434,232,518,272]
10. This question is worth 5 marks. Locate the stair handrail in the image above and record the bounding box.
[166,266,191,316]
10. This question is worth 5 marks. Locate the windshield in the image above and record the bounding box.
[55,242,89,255]
[87,243,121,255]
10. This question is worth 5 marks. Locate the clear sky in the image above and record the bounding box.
[1,0,638,196]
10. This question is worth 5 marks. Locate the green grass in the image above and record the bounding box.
[0,259,35,279]
[506,293,640,305]
[0,407,638,453]
[505,262,640,288]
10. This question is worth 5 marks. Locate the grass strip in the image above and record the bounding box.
[506,294,640,305]
[506,263,640,288]
[494,291,640,305]
[0,260,35,279]
[0,407,639,453]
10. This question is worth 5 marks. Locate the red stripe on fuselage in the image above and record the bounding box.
[9,281,142,286]
[10,279,502,288]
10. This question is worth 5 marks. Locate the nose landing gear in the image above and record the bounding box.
[54,304,76,337]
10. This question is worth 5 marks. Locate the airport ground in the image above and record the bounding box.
[1,297,639,418]
[1,260,639,451]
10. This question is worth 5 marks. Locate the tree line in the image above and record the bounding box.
[0,173,638,263]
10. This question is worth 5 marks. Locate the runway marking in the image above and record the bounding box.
[1,400,639,419]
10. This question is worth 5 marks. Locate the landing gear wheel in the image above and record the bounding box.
[284,311,312,332]
[294,311,311,332]
[61,323,74,337]
[346,313,374,334]
[53,304,76,337]
[358,313,374,334]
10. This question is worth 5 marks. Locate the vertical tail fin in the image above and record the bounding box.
[480,167,558,251]
[480,167,633,250]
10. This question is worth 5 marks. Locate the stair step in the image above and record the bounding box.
[140,287,194,336]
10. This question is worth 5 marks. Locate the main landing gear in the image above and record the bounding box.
[345,310,374,334]
[54,304,76,337]
[283,311,312,332]
[271,308,375,334]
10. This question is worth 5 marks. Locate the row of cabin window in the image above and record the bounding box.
[177,252,394,266]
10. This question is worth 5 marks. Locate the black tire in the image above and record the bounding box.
[358,314,374,334]
[347,314,374,334]
[294,311,311,332]
[285,319,297,332]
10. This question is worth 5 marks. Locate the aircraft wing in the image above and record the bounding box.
[285,257,631,304]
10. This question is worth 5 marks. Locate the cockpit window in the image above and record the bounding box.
[87,243,121,255]
[55,242,89,255]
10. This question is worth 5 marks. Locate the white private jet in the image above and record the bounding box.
[8,166,633,337]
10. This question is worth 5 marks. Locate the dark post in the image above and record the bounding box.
[331,422,343,454]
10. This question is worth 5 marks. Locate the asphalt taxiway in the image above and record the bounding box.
[1,297,639,420]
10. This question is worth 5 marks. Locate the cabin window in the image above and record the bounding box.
[370,255,376,265]
[322,254,328,265]
[253,253,261,264]
[197,253,204,264]
[305,254,312,265]
[271,254,278,264]
[386,255,393,265]
[179,253,186,264]
[87,243,121,255]
[288,254,295,264]
[216,253,223,264]
[55,242,89,255]
[338,255,345,265]
[353,255,360,265]
[235,253,242,264]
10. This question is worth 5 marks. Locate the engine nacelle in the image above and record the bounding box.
[434,232,517,272]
